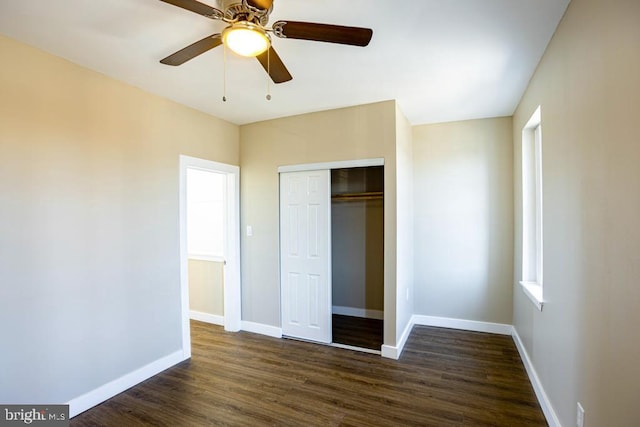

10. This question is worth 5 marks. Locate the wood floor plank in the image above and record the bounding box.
[332,314,383,350]
[71,322,547,426]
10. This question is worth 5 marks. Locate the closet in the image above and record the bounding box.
[279,163,384,351]
[331,166,384,350]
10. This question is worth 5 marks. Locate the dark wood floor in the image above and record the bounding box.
[71,321,547,426]
[332,314,383,350]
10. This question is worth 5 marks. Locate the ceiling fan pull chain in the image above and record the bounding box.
[222,43,227,102]
[266,48,272,101]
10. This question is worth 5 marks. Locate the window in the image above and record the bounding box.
[521,106,544,310]
[187,168,226,260]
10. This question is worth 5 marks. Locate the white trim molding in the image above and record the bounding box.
[382,314,513,360]
[382,315,511,360]
[512,328,561,427]
[68,350,185,418]
[381,345,398,359]
[521,105,544,311]
[190,310,224,326]
[520,281,545,311]
[188,254,226,263]
[413,315,513,335]
[179,155,242,359]
[332,306,384,320]
[381,316,415,360]
[411,315,556,427]
[241,321,283,338]
[277,158,384,173]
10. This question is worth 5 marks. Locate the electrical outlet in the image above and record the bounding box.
[576,402,585,427]
[246,225,253,236]
[406,288,409,301]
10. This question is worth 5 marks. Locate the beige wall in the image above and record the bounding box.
[0,35,239,404]
[512,0,640,425]
[394,105,414,340]
[413,117,514,325]
[239,100,400,344]
[189,259,224,316]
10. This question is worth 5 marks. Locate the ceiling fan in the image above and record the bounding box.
[159,0,373,84]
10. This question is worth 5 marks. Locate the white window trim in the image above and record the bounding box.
[188,254,226,263]
[520,281,544,311]
[521,106,544,311]
[534,124,543,287]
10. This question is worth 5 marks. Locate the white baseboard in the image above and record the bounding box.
[332,306,384,320]
[381,316,415,360]
[512,328,561,427]
[380,345,395,359]
[412,315,513,335]
[412,315,555,427]
[190,310,224,326]
[241,321,282,338]
[68,350,186,418]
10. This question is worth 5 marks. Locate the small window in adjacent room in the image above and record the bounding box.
[186,168,226,260]
[521,106,544,310]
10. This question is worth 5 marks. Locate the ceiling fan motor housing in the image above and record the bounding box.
[216,0,271,25]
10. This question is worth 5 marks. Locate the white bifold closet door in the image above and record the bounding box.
[280,170,332,343]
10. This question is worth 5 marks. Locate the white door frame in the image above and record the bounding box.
[277,158,384,174]
[180,155,241,359]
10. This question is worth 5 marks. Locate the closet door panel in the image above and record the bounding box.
[280,170,332,343]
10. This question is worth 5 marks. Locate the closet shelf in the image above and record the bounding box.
[331,191,384,202]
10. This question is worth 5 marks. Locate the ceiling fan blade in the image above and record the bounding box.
[272,21,373,47]
[245,0,273,11]
[159,0,224,19]
[160,34,222,66]
[256,47,293,84]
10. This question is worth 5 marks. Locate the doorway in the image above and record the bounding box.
[331,166,384,351]
[179,155,241,359]
[187,168,225,327]
[279,159,384,353]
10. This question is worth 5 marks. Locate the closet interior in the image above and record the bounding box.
[331,166,384,350]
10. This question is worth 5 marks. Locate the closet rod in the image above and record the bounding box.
[331,192,384,201]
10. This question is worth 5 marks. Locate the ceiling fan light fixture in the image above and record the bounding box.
[222,22,270,57]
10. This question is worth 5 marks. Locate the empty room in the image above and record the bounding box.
[1,1,639,426]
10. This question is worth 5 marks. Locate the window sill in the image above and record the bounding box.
[188,254,225,263]
[520,281,544,311]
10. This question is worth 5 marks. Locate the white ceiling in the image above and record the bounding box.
[0,0,570,126]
